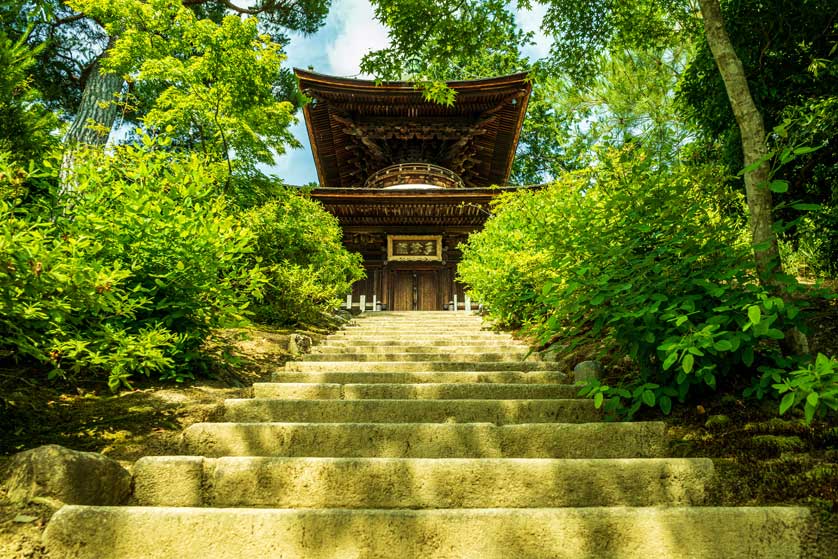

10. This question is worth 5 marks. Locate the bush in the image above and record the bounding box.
[1,144,265,389]
[245,190,364,325]
[774,353,838,424]
[459,146,809,418]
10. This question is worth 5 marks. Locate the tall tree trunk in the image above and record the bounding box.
[698,0,808,354]
[59,49,123,196]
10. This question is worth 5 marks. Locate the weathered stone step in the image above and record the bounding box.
[302,352,537,362]
[317,342,529,352]
[338,327,504,335]
[182,421,667,458]
[134,456,714,508]
[349,317,485,325]
[222,398,599,424]
[330,335,515,344]
[271,370,568,384]
[284,361,562,373]
[44,505,815,559]
[321,338,526,347]
[253,382,580,400]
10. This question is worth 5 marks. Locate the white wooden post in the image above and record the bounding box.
[346,294,352,310]
[373,294,378,312]
[465,295,472,312]
[453,294,458,312]
[359,295,366,313]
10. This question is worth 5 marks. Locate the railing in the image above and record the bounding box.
[364,162,465,189]
[342,293,478,312]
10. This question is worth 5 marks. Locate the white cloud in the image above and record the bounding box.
[273,0,391,184]
[516,3,551,61]
[324,0,390,77]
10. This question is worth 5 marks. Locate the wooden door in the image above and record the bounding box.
[416,271,439,311]
[392,271,414,311]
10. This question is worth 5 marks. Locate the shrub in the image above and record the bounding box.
[1,144,265,389]
[459,146,808,418]
[245,190,364,325]
[774,353,838,424]
[0,192,177,390]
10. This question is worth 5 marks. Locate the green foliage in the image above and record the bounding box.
[1,167,177,390]
[0,30,58,164]
[678,2,838,276]
[535,0,699,81]
[363,0,528,86]
[1,144,265,389]
[4,0,329,137]
[67,0,299,176]
[774,353,838,425]
[245,191,365,325]
[459,145,808,418]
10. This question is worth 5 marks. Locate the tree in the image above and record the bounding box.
[679,0,838,276]
[0,30,59,166]
[75,1,298,185]
[3,0,330,190]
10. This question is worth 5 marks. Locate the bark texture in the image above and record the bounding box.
[59,52,123,195]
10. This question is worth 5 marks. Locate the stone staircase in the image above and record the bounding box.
[44,311,815,558]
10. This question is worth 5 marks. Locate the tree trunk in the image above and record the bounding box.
[698,0,808,355]
[698,0,779,278]
[59,50,123,195]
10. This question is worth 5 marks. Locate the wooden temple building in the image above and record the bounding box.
[297,69,532,311]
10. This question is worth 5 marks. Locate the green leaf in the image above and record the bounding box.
[682,353,694,374]
[641,390,656,407]
[713,340,732,352]
[804,403,816,424]
[765,328,786,340]
[806,392,819,408]
[659,395,672,415]
[742,346,755,367]
[779,392,796,415]
[747,305,761,325]
[768,180,789,193]
[662,352,678,370]
[791,203,820,211]
[594,391,604,408]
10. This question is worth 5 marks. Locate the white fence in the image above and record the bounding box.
[342,294,476,312]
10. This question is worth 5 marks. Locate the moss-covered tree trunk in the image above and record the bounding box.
[698,0,808,354]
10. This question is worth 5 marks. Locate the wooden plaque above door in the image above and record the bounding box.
[387,235,443,262]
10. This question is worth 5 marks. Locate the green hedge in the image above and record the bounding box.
[459,146,811,418]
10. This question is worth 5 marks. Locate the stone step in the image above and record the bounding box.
[253,382,580,400]
[222,398,600,424]
[44,505,815,559]
[181,421,667,458]
[316,342,530,352]
[349,317,485,325]
[284,361,563,373]
[134,456,714,508]
[302,352,537,362]
[352,311,482,318]
[321,339,527,347]
[338,327,503,335]
[330,335,516,344]
[271,370,568,384]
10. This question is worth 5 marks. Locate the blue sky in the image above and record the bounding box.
[271,0,550,185]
